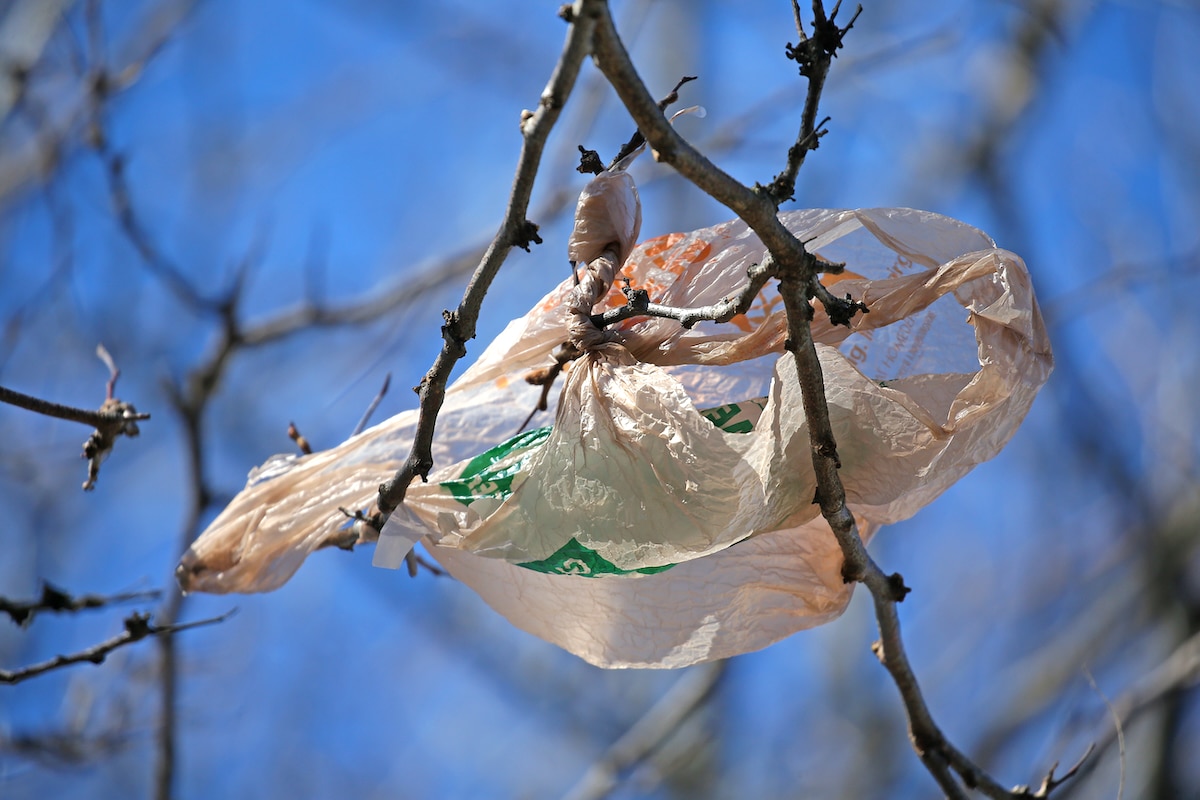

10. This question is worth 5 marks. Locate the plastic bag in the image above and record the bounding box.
[177,165,1052,669]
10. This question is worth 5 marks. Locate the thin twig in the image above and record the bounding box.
[0,610,233,685]
[0,373,151,491]
[0,725,133,766]
[92,124,215,312]
[608,74,698,169]
[764,1,861,204]
[86,31,216,314]
[370,0,596,528]
[1062,629,1200,793]
[590,258,778,330]
[791,0,807,41]
[1083,669,1124,800]
[0,384,148,429]
[352,372,391,437]
[589,3,828,282]
[403,549,446,579]
[516,364,563,435]
[515,341,582,434]
[1,582,161,628]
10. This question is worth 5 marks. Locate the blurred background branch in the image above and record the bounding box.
[1,583,160,628]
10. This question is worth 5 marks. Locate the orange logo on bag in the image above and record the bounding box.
[602,234,716,311]
[640,233,713,273]
[540,282,575,312]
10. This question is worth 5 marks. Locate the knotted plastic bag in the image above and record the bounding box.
[177,162,1052,669]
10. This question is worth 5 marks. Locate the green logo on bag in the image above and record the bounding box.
[518,537,675,577]
[442,426,552,506]
[444,399,766,508]
[441,398,766,578]
[699,398,767,434]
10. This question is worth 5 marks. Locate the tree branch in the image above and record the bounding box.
[1060,628,1200,794]
[590,257,778,330]
[0,384,147,429]
[589,1,828,282]
[762,0,861,204]
[369,1,596,527]
[0,610,232,686]
[592,1,1079,797]
[808,274,869,326]
[0,582,161,628]
[352,372,392,437]
[0,344,151,491]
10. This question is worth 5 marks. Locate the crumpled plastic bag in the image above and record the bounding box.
[177,163,1052,669]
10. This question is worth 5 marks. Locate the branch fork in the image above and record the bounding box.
[359,2,1080,797]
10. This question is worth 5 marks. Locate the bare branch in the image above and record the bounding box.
[143,167,510,800]
[370,1,597,527]
[594,2,1079,797]
[239,246,481,346]
[0,383,147,429]
[0,725,132,766]
[1061,629,1200,794]
[404,549,446,579]
[1,582,161,628]
[764,2,862,204]
[514,341,582,434]
[1083,669,1125,800]
[352,372,392,437]
[92,132,215,312]
[608,74,698,169]
[0,610,233,686]
[1009,746,1094,800]
[82,5,217,315]
[591,258,778,330]
[0,366,150,492]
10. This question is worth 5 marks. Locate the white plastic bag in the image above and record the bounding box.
[178,165,1052,669]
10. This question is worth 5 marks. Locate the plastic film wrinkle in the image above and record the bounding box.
[567,249,620,351]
